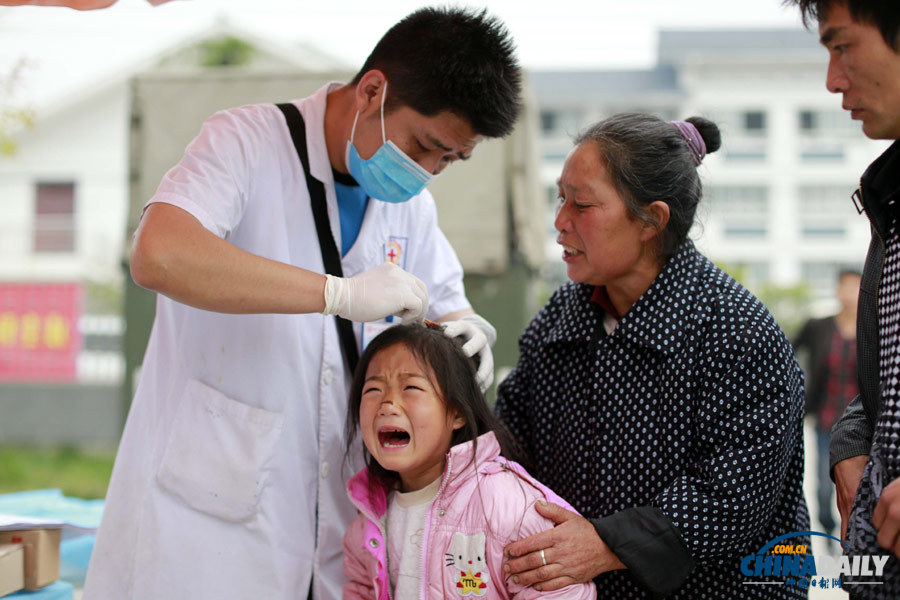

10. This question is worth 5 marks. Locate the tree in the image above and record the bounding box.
[198,36,255,68]
[0,58,36,156]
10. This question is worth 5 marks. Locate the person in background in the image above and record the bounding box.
[496,113,809,598]
[786,0,900,596]
[793,268,861,537]
[84,7,520,600]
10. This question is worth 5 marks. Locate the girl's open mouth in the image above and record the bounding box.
[378,428,411,448]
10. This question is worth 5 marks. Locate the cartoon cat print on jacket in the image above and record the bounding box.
[446,532,490,596]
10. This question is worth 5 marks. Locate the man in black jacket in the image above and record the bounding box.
[788,1,900,596]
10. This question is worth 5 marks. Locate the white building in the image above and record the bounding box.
[0,18,346,390]
[0,16,353,444]
[533,29,890,312]
[0,22,345,286]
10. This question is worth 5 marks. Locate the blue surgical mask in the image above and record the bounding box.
[345,81,436,203]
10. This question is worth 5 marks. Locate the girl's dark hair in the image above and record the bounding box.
[574,113,721,260]
[345,323,528,487]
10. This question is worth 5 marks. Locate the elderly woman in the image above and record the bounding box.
[496,114,809,598]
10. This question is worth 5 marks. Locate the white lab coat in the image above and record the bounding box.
[83,83,470,600]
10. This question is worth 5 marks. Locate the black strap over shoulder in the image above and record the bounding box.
[276,102,360,374]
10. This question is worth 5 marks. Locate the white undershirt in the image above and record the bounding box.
[386,477,441,599]
[603,312,618,335]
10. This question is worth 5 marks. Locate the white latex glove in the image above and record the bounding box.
[322,263,428,323]
[442,314,497,392]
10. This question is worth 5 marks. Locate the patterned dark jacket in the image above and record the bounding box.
[496,240,810,599]
[830,140,900,467]
[828,140,900,599]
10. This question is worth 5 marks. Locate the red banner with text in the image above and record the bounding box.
[0,283,83,382]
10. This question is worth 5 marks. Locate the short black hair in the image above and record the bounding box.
[838,267,862,280]
[345,323,528,488]
[784,0,900,50]
[351,6,522,138]
[575,113,721,260]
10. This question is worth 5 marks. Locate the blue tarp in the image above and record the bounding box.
[6,581,74,600]
[0,489,104,589]
[0,489,103,536]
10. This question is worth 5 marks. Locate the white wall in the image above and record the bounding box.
[0,83,130,284]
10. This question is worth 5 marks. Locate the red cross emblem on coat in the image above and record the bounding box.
[384,236,407,268]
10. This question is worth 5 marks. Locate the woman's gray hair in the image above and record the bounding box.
[574,113,721,260]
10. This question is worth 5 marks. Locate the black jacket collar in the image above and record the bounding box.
[545,240,703,356]
[860,140,900,237]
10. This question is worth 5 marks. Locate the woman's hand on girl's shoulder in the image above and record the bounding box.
[502,500,624,591]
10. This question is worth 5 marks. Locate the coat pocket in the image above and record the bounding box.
[156,379,284,523]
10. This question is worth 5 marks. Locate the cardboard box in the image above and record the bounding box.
[0,543,24,597]
[0,529,60,590]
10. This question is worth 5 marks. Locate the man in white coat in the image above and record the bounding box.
[84,7,521,599]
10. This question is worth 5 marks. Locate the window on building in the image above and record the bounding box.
[744,111,766,133]
[799,110,816,131]
[706,185,769,237]
[704,108,767,135]
[539,109,583,137]
[540,111,557,134]
[545,183,560,240]
[798,185,857,237]
[798,109,855,160]
[798,109,857,136]
[33,182,75,253]
[539,109,585,160]
[702,109,767,161]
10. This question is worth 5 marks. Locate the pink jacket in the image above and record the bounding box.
[343,432,597,600]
